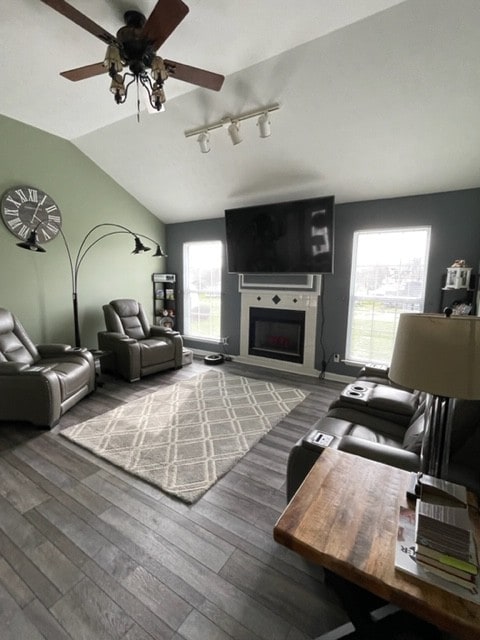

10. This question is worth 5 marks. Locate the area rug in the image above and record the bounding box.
[60,370,307,503]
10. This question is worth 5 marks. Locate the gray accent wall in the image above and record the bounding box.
[326,189,480,376]
[0,115,166,348]
[167,188,480,376]
[166,218,241,355]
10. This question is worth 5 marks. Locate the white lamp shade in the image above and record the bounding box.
[389,313,480,399]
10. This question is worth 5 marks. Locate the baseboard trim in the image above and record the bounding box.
[189,348,354,383]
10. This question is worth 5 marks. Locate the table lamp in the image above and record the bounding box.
[389,312,480,480]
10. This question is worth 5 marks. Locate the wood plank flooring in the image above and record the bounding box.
[0,359,348,639]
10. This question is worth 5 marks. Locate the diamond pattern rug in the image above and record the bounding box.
[60,370,307,503]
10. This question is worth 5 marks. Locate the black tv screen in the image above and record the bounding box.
[225,195,334,274]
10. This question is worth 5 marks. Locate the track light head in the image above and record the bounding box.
[227,121,242,145]
[197,131,210,153]
[257,112,271,138]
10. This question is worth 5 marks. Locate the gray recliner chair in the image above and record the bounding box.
[0,308,95,428]
[98,298,183,382]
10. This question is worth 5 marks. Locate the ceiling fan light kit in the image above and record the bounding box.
[185,104,280,152]
[40,0,225,118]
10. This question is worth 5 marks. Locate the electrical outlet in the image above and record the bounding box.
[222,337,229,345]
[333,353,340,363]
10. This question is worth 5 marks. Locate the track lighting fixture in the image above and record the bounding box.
[197,131,211,153]
[227,121,242,146]
[185,103,280,153]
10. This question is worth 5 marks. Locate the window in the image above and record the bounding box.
[346,227,431,365]
[183,241,222,341]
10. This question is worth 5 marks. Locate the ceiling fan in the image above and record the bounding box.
[40,0,225,114]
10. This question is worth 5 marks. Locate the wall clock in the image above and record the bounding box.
[1,185,62,243]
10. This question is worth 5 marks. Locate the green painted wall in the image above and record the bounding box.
[0,115,166,348]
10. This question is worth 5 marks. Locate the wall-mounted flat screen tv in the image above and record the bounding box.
[225,195,335,274]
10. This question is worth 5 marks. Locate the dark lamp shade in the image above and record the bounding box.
[389,313,480,399]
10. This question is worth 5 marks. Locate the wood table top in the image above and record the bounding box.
[274,447,480,640]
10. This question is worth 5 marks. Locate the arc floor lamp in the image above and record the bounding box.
[17,221,167,348]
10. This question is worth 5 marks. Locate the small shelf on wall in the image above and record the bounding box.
[439,271,476,315]
[152,273,176,329]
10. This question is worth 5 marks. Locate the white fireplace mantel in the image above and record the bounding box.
[236,283,321,376]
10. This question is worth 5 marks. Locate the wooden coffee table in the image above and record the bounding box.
[274,448,480,639]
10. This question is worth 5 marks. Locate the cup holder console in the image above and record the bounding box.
[346,384,369,397]
[340,383,371,404]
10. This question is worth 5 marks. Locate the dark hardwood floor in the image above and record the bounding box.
[0,359,348,639]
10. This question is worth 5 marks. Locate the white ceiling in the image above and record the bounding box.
[2,0,480,223]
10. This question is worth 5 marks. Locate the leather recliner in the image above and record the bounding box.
[0,308,95,428]
[98,298,183,382]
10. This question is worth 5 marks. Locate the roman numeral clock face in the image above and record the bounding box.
[1,186,62,243]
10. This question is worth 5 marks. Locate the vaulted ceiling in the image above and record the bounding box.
[2,0,480,223]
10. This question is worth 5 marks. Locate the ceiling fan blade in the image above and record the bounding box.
[40,0,115,44]
[164,60,225,91]
[142,0,190,51]
[60,62,107,82]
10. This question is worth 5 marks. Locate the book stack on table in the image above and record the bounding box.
[395,475,479,599]
[415,500,478,593]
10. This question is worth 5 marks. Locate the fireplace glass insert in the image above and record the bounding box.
[249,307,306,364]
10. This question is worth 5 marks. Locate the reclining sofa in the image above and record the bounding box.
[287,366,480,501]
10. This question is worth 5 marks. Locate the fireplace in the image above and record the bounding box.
[238,275,321,376]
[249,307,305,363]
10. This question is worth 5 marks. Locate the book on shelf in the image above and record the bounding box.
[395,506,480,603]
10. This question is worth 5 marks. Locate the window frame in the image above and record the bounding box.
[345,226,431,365]
[183,240,223,342]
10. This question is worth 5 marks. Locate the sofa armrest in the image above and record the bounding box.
[149,328,183,365]
[0,362,30,374]
[37,344,94,366]
[98,331,136,345]
[337,435,421,472]
[98,331,140,381]
[358,364,390,379]
[150,326,180,338]
[0,366,62,427]
[37,343,73,357]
